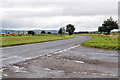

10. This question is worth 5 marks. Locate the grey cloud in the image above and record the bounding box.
[2,2,118,17]
[1,2,118,31]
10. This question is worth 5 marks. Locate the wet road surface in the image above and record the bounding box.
[1,36,118,78]
[1,36,93,67]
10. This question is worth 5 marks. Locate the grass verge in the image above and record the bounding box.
[1,34,76,47]
[78,34,119,50]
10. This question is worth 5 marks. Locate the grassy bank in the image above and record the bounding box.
[1,34,75,47]
[79,34,119,50]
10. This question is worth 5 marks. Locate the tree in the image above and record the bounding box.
[58,28,63,34]
[101,17,119,35]
[66,24,75,35]
[98,26,104,33]
[41,31,46,34]
[28,31,35,35]
[47,32,51,34]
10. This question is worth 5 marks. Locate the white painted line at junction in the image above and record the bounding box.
[52,45,80,55]
[75,60,85,64]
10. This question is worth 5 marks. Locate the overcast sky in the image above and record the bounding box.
[0,0,119,31]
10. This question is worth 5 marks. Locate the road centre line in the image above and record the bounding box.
[47,45,80,56]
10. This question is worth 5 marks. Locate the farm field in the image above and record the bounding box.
[1,34,75,47]
[79,34,119,50]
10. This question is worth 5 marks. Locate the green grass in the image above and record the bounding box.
[79,34,119,50]
[1,34,75,47]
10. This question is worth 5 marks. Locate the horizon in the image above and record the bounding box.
[0,29,118,32]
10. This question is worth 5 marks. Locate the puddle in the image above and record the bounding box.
[75,60,85,64]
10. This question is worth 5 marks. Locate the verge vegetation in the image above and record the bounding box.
[1,34,75,47]
[78,34,119,50]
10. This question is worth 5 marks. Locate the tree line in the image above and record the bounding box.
[5,16,118,36]
[58,17,119,35]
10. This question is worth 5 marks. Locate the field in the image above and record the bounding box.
[79,34,119,50]
[78,34,120,50]
[1,34,75,47]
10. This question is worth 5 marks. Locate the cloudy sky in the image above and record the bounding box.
[0,0,119,31]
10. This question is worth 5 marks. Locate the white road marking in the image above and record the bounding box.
[52,45,80,55]
[62,49,68,52]
[1,45,80,66]
[75,60,85,64]
[45,68,51,71]
[3,74,8,77]
[47,54,52,57]
[0,69,2,72]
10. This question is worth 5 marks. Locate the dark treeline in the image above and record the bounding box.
[74,31,98,34]
[74,31,89,34]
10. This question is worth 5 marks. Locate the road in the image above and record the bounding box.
[1,36,118,78]
[1,36,92,66]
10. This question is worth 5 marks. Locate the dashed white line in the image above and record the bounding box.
[51,45,80,56]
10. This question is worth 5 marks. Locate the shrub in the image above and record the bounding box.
[41,31,46,34]
[48,32,51,34]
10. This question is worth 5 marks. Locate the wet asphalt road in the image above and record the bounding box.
[1,35,118,78]
[1,35,118,67]
[1,36,92,67]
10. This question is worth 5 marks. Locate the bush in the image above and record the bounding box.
[48,32,51,34]
[41,31,46,34]
[28,31,35,35]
